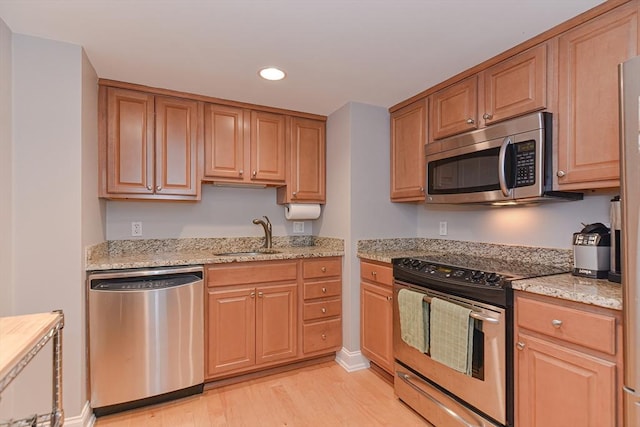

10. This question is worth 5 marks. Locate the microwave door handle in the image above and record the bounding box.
[498,137,512,197]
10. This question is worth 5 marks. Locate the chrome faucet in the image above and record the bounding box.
[252,216,272,249]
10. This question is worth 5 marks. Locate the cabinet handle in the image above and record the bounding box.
[250,291,255,298]
[551,319,563,328]
[258,291,264,298]
[146,185,153,191]
[322,287,327,293]
[483,113,493,120]
[239,170,244,176]
[321,307,327,314]
[387,296,393,302]
[466,118,475,125]
[321,333,327,340]
[557,170,566,178]
[156,186,162,191]
[252,170,257,177]
[371,271,377,277]
[292,191,298,198]
[321,266,327,273]
[517,342,526,350]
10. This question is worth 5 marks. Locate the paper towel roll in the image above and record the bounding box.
[284,204,321,220]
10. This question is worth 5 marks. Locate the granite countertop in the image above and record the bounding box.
[356,238,622,311]
[86,236,344,271]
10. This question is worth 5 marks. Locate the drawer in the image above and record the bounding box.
[303,318,342,354]
[206,261,297,287]
[516,295,617,355]
[303,298,341,321]
[360,260,393,286]
[303,257,341,279]
[303,279,341,300]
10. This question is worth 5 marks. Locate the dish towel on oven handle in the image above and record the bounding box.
[429,297,474,375]
[398,288,429,353]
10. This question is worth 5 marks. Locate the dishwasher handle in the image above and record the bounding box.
[91,273,202,291]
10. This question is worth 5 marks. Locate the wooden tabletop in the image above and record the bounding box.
[0,312,62,381]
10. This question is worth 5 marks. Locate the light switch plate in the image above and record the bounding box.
[293,222,305,233]
[439,221,447,236]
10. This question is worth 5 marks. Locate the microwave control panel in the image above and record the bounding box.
[515,140,536,187]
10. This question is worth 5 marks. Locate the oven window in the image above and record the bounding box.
[428,148,501,194]
[471,319,484,380]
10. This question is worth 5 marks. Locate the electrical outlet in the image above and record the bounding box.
[131,221,143,237]
[439,221,448,236]
[293,221,305,234]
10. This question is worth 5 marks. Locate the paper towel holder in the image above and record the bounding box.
[284,203,322,220]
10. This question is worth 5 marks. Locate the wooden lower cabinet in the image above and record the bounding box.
[514,291,622,427]
[360,260,394,374]
[205,257,342,381]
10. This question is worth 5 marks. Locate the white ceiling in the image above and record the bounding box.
[0,0,604,116]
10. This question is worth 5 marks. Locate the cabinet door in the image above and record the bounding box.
[203,104,246,180]
[429,76,478,140]
[482,44,547,125]
[206,286,256,377]
[250,111,286,183]
[390,99,426,202]
[556,3,639,189]
[105,88,154,195]
[360,282,393,373]
[155,96,200,196]
[516,333,617,427]
[286,117,326,203]
[256,284,297,364]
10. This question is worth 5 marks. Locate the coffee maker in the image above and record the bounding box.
[609,196,622,283]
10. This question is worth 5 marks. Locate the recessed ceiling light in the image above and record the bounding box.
[259,67,286,81]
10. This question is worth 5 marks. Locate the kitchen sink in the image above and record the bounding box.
[215,249,281,256]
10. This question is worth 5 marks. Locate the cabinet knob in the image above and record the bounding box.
[146,185,153,191]
[557,170,566,178]
[387,296,393,302]
[466,118,475,125]
[551,319,563,328]
[156,186,162,191]
[321,266,327,273]
[239,170,244,176]
[250,291,255,298]
[258,291,263,298]
[321,307,327,314]
[371,271,377,277]
[252,170,257,177]
[321,333,327,340]
[483,113,493,120]
[321,287,327,293]
[516,342,526,350]
[292,191,298,198]
[420,187,424,193]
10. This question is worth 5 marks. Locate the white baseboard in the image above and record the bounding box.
[63,401,94,427]
[335,347,370,372]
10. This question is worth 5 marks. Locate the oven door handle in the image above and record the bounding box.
[421,296,499,324]
[397,371,483,427]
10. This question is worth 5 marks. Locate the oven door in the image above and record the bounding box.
[393,281,508,426]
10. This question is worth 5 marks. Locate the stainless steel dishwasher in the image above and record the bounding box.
[88,266,204,416]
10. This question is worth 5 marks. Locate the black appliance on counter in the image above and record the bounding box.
[392,254,570,427]
[572,222,611,279]
[609,196,622,283]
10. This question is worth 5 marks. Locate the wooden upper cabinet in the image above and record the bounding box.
[250,111,286,183]
[203,105,286,185]
[482,43,547,125]
[203,104,246,180]
[277,117,326,204]
[390,98,426,202]
[100,87,201,200]
[429,76,478,140]
[556,2,639,190]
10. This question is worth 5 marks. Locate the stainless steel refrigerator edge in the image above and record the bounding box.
[620,56,640,427]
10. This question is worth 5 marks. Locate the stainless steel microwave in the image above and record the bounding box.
[425,112,582,205]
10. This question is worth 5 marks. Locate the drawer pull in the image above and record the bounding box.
[551,319,563,328]
[321,307,327,314]
[321,266,327,273]
[517,342,526,351]
[321,333,327,340]
[371,271,377,277]
[322,287,327,293]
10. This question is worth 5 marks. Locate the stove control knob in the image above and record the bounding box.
[486,272,500,284]
[411,260,421,268]
[471,271,485,281]
[402,259,412,266]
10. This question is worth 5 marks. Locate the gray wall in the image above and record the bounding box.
[0,18,12,318]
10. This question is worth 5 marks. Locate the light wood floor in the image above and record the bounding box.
[94,362,429,426]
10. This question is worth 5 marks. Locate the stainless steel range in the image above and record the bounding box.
[392,255,568,427]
